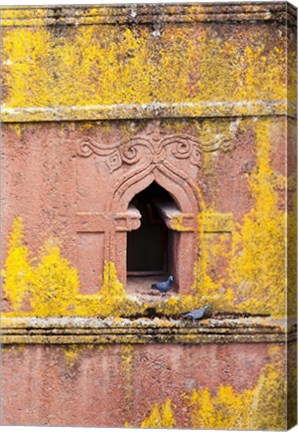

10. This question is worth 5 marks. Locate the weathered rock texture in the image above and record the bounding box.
[0,3,297,429]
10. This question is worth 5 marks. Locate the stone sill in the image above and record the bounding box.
[1,316,296,345]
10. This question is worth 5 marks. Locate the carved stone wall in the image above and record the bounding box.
[75,119,237,292]
[1,3,296,429]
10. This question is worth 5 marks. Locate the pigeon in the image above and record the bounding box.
[181,305,210,321]
[151,275,174,295]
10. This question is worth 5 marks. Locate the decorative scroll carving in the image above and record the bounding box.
[76,122,235,173]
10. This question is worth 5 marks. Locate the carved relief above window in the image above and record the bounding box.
[76,121,235,173]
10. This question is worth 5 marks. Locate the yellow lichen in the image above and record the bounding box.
[29,239,79,317]
[8,123,22,137]
[100,261,125,297]
[120,344,134,423]
[62,344,85,366]
[287,342,297,428]
[2,217,32,311]
[188,345,287,430]
[64,348,78,365]
[155,294,205,317]
[170,215,190,232]
[140,349,287,430]
[2,14,292,116]
[75,262,138,317]
[188,359,286,431]
[141,404,161,428]
[192,211,222,297]
[141,398,176,428]
[3,245,146,318]
[287,189,297,318]
[230,119,286,317]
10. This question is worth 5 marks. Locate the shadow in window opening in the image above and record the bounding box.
[126,181,179,295]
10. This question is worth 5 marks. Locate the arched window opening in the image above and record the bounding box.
[126,181,178,294]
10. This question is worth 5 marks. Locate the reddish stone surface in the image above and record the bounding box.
[1,4,295,429]
[1,343,273,427]
[1,117,288,297]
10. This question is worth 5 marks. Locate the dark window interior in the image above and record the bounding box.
[127,182,175,276]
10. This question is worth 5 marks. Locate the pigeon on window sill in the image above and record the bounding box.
[151,275,173,296]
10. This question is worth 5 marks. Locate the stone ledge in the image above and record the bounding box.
[1,101,296,123]
[1,3,296,27]
[1,316,296,345]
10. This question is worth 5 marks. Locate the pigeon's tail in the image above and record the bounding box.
[151,284,158,290]
[181,313,190,319]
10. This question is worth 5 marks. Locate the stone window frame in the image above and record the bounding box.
[107,162,201,294]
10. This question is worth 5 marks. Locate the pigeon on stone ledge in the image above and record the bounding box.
[181,305,210,321]
[151,275,173,295]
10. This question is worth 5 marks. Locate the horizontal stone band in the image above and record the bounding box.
[1,101,296,123]
[2,316,296,345]
[1,3,296,27]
